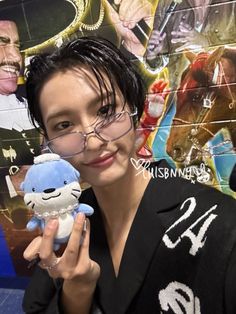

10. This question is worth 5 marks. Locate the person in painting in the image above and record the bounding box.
[22,37,236,314]
[0,20,39,221]
[145,0,236,84]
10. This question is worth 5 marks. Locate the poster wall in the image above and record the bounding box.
[0,0,235,278]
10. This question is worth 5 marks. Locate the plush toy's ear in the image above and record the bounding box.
[74,169,80,180]
[20,181,25,192]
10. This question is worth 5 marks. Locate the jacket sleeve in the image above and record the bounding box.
[225,240,236,313]
[22,265,103,314]
[22,266,62,314]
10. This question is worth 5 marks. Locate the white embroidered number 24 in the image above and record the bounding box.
[163,197,218,256]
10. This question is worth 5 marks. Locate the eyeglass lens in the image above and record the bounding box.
[48,111,133,157]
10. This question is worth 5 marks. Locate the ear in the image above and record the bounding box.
[184,50,196,63]
[20,181,25,191]
[206,46,225,68]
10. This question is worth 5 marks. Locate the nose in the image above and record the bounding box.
[3,44,21,63]
[85,131,106,152]
[172,145,186,162]
[44,188,55,193]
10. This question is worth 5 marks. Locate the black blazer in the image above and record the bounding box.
[23,160,236,313]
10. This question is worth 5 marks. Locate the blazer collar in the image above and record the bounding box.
[89,159,182,314]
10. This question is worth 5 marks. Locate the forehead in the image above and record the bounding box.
[39,68,114,110]
[41,66,117,101]
[0,21,19,40]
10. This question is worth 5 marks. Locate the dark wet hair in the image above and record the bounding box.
[26,36,146,134]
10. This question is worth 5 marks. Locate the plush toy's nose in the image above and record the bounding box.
[43,188,55,193]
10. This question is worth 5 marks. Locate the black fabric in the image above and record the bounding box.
[22,159,236,313]
[22,266,59,314]
[229,164,236,192]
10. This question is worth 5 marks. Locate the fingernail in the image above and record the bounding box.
[75,212,85,222]
[47,219,58,228]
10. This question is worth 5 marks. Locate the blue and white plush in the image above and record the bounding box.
[21,153,94,250]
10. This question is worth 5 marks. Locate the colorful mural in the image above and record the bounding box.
[0,0,235,279]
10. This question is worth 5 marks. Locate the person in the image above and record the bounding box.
[0,20,40,204]
[22,37,236,314]
[0,20,41,275]
[145,0,236,84]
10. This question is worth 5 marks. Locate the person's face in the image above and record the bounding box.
[39,69,137,188]
[0,21,22,95]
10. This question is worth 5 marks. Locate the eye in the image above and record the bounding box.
[192,93,202,102]
[97,104,114,118]
[55,121,72,131]
[32,188,35,192]
[64,180,67,185]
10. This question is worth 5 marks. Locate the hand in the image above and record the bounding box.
[24,214,100,285]
[146,30,166,60]
[105,0,153,56]
[171,22,209,52]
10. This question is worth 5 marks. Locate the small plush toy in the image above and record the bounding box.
[21,153,94,250]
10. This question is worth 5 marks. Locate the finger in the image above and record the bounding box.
[62,213,86,267]
[150,30,162,40]
[77,218,91,262]
[171,37,187,44]
[179,25,190,33]
[171,31,184,37]
[39,255,60,275]
[23,236,42,261]
[114,0,122,5]
[180,21,192,30]
[39,218,58,263]
[175,43,190,52]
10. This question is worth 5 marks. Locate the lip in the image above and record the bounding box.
[84,151,118,167]
[0,66,19,75]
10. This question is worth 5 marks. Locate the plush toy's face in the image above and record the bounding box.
[21,156,81,215]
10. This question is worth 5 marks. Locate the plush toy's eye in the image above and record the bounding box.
[64,180,67,185]
[32,188,35,192]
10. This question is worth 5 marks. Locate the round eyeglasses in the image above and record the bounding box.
[43,109,137,158]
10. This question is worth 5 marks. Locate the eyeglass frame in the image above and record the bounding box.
[42,107,138,158]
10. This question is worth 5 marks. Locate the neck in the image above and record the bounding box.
[93,159,151,232]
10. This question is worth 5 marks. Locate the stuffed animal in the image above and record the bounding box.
[20,153,94,250]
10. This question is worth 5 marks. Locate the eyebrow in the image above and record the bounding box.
[46,93,114,124]
[0,36,20,45]
[0,36,10,44]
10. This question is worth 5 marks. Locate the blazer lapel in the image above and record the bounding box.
[90,159,182,314]
[112,160,182,314]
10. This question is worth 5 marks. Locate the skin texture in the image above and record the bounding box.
[0,21,22,95]
[24,68,151,314]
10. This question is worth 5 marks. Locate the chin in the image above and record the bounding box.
[0,81,18,95]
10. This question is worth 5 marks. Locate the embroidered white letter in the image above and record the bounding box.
[159,281,201,314]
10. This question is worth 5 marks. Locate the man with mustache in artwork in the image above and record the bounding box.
[0,20,40,232]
